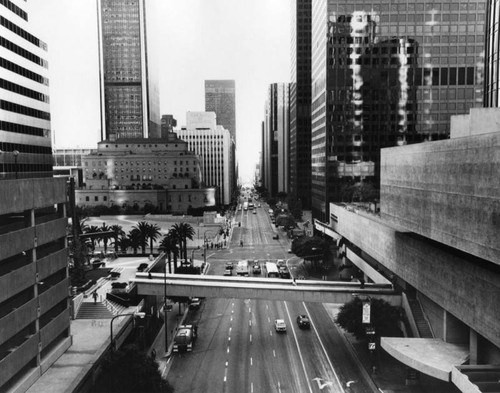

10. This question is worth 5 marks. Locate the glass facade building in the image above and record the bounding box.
[204,80,236,143]
[485,0,500,106]
[311,0,487,220]
[97,0,160,141]
[289,0,312,209]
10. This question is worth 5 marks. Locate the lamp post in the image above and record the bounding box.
[164,258,168,353]
[12,150,19,179]
[110,312,145,351]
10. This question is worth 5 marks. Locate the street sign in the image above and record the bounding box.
[362,301,371,324]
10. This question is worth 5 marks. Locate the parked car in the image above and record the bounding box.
[189,298,202,309]
[296,315,311,329]
[276,259,286,267]
[253,264,261,274]
[225,261,234,269]
[272,234,279,240]
[223,269,232,276]
[274,319,287,332]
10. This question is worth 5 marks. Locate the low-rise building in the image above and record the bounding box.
[76,134,215,213]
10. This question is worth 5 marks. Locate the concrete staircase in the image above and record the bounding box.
[76,302,113,319]
[408,298,433,338]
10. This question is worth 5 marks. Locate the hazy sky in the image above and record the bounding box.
[29,0,291,183]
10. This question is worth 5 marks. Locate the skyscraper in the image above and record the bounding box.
[289,0,312,209]
[0,1,70,390]
[311,0,487,221]
[97,0,160,141]
[485,0,500,107]
[262,83,290,197]
[205,80,236,143]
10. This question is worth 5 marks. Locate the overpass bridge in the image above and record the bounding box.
[133,273,400,305]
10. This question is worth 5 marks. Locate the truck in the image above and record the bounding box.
[236,260,249,276]
[172,324,197,353]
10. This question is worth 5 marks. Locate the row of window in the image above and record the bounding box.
[0,78,49,103]
[83,193,194,203]
[0,57,49,85]
[0,16,47,50]
[0,142,52,155]
[0,120,48,137]
[0,36,48,68]
[0,100,50,121]
[1,0,27,21]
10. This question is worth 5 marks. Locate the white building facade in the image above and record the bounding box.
[177,112,234,206]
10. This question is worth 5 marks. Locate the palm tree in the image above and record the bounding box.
[116,236,131,254]
[85,225,101,251]
[110,224,125,252]
[170,222,195,261]
[99,223,111,253]
[132,221,150,254]
[159,231,179,272]
[145,223,162,255]
[127,229,141,255]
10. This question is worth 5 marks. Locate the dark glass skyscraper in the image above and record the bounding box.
[289,0,312,209]
[97,0,160,140]
[311,0,487,220]
[205,80,236,142]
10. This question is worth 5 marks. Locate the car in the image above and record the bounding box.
[252,210,257,214]
[225,261,234,269]
[287,248,293,253]
[272,234,279,240]
[274,319,287,332]
[189,298,202,309]
[279,267,290,279]
[223,269,232,276]
[253,264,261,274]
[296,315,311,329]
[276,259,286,267]
[258,204,261,207]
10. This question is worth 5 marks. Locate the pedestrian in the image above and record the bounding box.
[151,348,156,360]
[92,291,98,304]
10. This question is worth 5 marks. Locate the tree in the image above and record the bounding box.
[275,213,296,229]
[93,344,173,393]
[132,221,150,254]
[99,223,111,253]
[127,229,141,255]
[291,236,330,271]
[110,224,125,252]
[85,225,101,251]
[286,195,303,221]
[335,297,402,340]
[159,232,179,272]
[145,223,162,255]
[170,222,195,261]
[69,237,89,286]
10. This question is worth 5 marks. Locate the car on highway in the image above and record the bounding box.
[252,264,261,274]
[274,319,287,333]
[272,234,279,240]
[189,298,202,310]
[225,261,234,269]
[287,248,293,253]
[252,210,257,214]
[258,203,261,207]
[223,269,232,276]
[296,315,311,329]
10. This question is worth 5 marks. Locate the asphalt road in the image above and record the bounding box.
[166,199,375,393]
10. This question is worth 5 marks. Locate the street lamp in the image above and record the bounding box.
[12,150,19,179]
[110,312,145,351]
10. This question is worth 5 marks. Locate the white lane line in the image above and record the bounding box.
[228,337,231,342]
[249,320,252,327]
[227,347,230,354]
[305,303,345,392]
[250,334,252,342]
[273,349,276,357]
[251,382,254,392]
[229,327,232,334]
[270,330,273,336]
[284,301,314,393]
[249,307,252,313]
[278,380,282,393]
[250,357,253,366]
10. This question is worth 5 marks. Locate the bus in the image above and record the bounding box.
[265,262,280,278]
[236,260,249,276]
[243,201,249,211]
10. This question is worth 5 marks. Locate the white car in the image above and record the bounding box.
[274,319,287,332]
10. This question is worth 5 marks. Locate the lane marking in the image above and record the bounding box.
[249,320,252,327]
[273,349,276,357]
[250,357,253,366]
[250,334,252,342]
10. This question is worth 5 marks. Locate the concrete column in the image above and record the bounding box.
[469,329,478,365]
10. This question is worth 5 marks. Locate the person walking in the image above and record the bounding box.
[92,291,98,304]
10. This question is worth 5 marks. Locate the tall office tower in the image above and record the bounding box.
[262,83,290,197]
[205,80,236,143]
[0,1,70,390]
[160,114,177,138]
[311,0,487,221]
[97,0,160,141]
[485,0,500,106]
[289,0,312,209]
[177,112,235,206]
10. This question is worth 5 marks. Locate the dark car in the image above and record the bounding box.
[272,234,279,240]
[253,264,261,274]
[296,315,311,329]
[225,261,234,269]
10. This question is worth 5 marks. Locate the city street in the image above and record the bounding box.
[166,200,375,393]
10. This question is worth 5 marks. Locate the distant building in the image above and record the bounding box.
[77,135,215,213]
[0,2,70,391]
[177,112,235,206]
[97,0,160,140]
[289,0,312,209]
[262,83,290,197]
[161,114,177,138]
[485,0,500,107]
[205,80,236,143]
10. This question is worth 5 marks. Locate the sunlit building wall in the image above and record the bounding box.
[485,0,500,106]
[0,1,70,391]
[97,0,160,140]
[311,0,487,221]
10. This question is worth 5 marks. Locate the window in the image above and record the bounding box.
[94,196,98,202]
